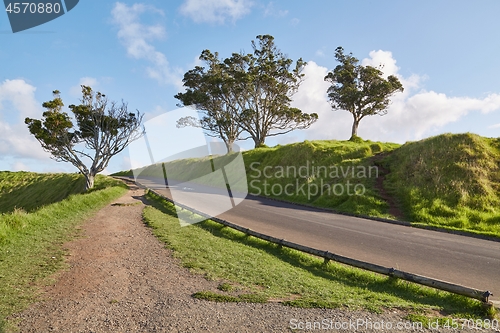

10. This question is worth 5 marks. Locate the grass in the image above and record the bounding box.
[0,172,123,243]
[192,291,267,303]
[0,173,127,332]
[384,133,500,237]
[242,140,399,217]
[0,172,123,214]
[143,191,493,320]
[0,172,84,214]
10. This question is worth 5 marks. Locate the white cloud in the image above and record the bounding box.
[70,77,99,97]
[361,50,399,78]
[180,0,253,24]
[361,50,423,91]
[0,79,52,162]
[111,2,182,88]
[287,61,354,142]
[0,122,51,161]
[263,2,288,17]
[0,79,39,121]
[369,91,500,142]
[315,49,325,58]
[292,53,500,144]
[488,123,500,129]
[290,18,300,26]
[0,78,142,173]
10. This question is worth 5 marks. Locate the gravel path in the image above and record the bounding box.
[11,184,499,332]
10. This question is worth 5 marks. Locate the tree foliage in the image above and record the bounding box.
[175,50,245,153]
[25,86,144,190]
[175,35,318,151]
[324,46,404,140]
[237,35,318,148]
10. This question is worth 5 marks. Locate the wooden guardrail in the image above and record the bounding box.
[206,215,492,303]
[122,177,494,304]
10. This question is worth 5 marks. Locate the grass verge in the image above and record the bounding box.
[0,174,128,332]
[143,191,494,322]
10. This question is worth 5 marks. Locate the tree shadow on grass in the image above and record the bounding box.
[1,174,127,214]
[144,192,486,317]
[0,175,85,214]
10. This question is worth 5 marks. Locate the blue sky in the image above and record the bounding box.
[1,0,500,174]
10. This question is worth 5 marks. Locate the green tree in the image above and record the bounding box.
[25,86,144,190]
[175,35,318,150]
[238,35,318,147]
[175,50,245,153]
[324,46,404,140]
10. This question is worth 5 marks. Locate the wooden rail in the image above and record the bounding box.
[124,177,493,304]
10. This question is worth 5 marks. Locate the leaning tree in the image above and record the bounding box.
[324,46,404,140]
[25,86,144,190]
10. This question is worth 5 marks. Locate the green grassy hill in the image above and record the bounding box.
[116,132,500,237]
[0,172,123,214]
[242,139,400,217]
[384,133,500,236]
[1,172,84,214]
[0,172,124,242]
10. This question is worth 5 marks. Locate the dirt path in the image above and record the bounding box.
[10,184,492,332]
[372,153,406,221]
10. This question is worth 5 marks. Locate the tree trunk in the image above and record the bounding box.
[84,173,95,191]
[253,136,266,148]
[225,140,234,154]
[350,118,360,140]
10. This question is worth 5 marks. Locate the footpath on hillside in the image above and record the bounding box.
[9,182,494,332]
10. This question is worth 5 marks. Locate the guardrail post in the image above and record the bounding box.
[482,291,493,303]
[323,251,330,266]
[278,239,284,249]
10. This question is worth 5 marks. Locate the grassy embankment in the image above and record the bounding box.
[384,133,500,238]
[116,132,500,237]
[143,191,495,323]
[0,172,127,332]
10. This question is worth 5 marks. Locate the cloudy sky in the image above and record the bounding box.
[1,0,500,173]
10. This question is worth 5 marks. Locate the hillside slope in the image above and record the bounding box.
[384,133,500,235]
[242,140,400,216]
[0,172,125,242]
[0,172,122,214]
[0,172,84,214]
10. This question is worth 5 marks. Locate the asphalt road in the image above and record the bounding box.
[130,177,500,302]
